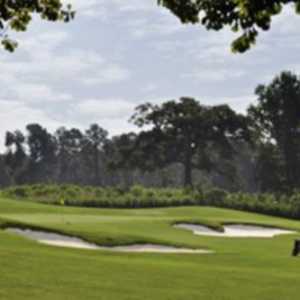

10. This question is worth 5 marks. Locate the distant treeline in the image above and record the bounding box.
[1,71,300,194]
[0,123,255,192]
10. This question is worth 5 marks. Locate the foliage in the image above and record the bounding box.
[2,184,198,208]
[83,124,108,185]
[4,130,26,183]
[253,142,284,192]
[249,71,300,191]
[0,1,74,52]
[158,0,300,52]
[4,184,300,220]
[1,1,298,53]
[3,77,300,193]
[131,97,250,187]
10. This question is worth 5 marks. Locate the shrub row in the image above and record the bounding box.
[2,184,300,219]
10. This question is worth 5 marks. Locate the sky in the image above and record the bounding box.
[0,0,300,151]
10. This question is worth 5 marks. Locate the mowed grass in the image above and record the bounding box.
[1,197,300,300]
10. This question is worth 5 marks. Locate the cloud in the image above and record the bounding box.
[64,0,106,18]
[64,0,157,20]
[1,0,300,153]
[71,98,139,137]
[13,83,73,103]
[126,14,183,39]
[0,41,127,85]
[182,68,245,82]
[0,97,138,151]
[201,95,255,114]
[0,99,77,151]
[74,98,136,119]
[141,83,158,93]
[82,65,131,85]
[0,27,131,104]
[112,0,155,12]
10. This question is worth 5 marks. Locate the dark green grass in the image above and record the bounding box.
[1,196,300,299]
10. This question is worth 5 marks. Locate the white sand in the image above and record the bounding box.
[6,228,212,253]
[6,228,100,249]
[102,244,212,254]
[174,223,296,238]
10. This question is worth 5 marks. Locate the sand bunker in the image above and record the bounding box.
[174,223,296,238]
[104,244,212,254]
[5,228,211,253]
[6,228,100,250]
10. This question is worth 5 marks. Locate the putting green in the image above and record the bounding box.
[1,196,300,300]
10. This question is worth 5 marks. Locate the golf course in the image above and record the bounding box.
[1,195,300,300]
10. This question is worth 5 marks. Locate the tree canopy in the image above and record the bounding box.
[248,71,300,190]
[130,97,250,187]
[158,0,300,52]
[0,0,74,51]
[1,1,298,52]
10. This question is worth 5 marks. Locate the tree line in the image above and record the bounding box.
[1,71,300,193]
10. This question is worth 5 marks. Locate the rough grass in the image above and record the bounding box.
[1,196,300,299]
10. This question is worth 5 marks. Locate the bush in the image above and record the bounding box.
[130,185,145,197]
[3,184,300,220]
[13,187,28,198]
[203,188,228,206]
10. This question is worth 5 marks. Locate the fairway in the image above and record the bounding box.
[1,197,300,300]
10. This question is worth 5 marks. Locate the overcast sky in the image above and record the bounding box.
[1,0,300,151]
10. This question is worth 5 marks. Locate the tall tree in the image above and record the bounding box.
[26,124,57,182]
[105,132,147,187]
[158,0,300,52]
[55,127,84,183]
[4,130,27,183]
[248,71,300,190]
[83,124,108,186]
[254,142,284,192]
[0,155,11,186]
[131,97,249,187]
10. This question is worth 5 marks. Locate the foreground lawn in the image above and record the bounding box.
[1,197,300,300]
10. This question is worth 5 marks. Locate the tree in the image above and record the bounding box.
[248,71,300,190]
[4,130,27,183]
[83,124,108,185]
[2,1,296,53]
[254,142,284,192]
[158,0,300,52]
[0,0,74,52]
[26,123,57,182]
[131,97,249,187]
[106,133,138,169]
[105,132,141,187]
[55,127,84,183]
[0,155,11,186]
